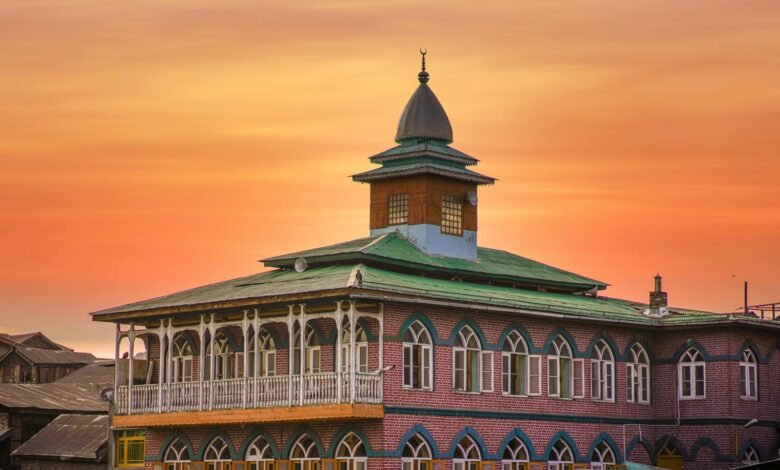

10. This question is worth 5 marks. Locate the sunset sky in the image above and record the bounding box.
[1,0,779,357]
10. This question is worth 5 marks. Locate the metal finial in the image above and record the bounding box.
[418,48,429,83]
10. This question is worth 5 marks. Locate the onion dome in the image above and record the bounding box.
[395,50,453,144]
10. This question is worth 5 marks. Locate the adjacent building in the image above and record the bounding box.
[91,56,780,470]
[0,332,96,384]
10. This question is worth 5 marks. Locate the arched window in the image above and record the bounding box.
[246,435,275,470]
[293,325,321,375]
[206,333,236,381]
[403,321,433,390]
[590,340,615,401]
[164,438,190,470]
[502,331,528,396]
[679,348,705,399]
[548,336,574,399]
[548,440,573,470]
[739,349,758,401]
[248,328,276,378]
[334,432,367,470]
[204,437,231,470]
[627,343,650,404]
[453,436,480,470]
[290,434,319,470]
[591,442,616,470]
[454,326,488,393]
[341,320,368,374]
[402,434,432,470]
[742,445,760,465]
[172,335,193,383]
[501,437,528,470]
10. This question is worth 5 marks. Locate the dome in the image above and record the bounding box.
[395,78,453,144]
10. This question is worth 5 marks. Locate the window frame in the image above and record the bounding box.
[590,341,615,402]
[402,321,434,391]
[548,336,574,399]
[388,193,409,226]
[678,348,706,400]
[452,436,481,470]
[626,343,650,405]
[116,430,145,468]
[453,326,483,393]
[739,349,758,401]
[441,194,464,236]
[501,331,529,397]
[401,434,433,470]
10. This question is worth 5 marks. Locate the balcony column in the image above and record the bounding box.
[198,315,206,411]
[299,304,307,406]
[208,314,215,411]
[252,310,259,408]
[378,303,384,403]
[114,324,121,391]
[165,320,173,412]
[349,301,356,404]
[335,301,343,403]
[287,305,294,406]
[242,310,249,409]
[157,320,165,413]
[128,324,135,415]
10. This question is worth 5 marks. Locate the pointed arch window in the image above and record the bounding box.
[164,438,191,470]
[678,348,705,399]
[590,340,615,402]
[453,436,481,470]
[341,320,368,374]
[293,325,321,375]
[206,334,236,381]
[454,326,491,393]
[548,336,582,399]
[739,349,758,401]
[501,437,528,470]
[742,445,760,465]
[403,321,433,390]
[627,343,650,404]
[591,442,616,470]
[502,331,529,396]
[248,328,276,378]
[204,437,232,470]
[402,434,432,470]
[171,336,193,383]
[290,435,320,470]
[246,435,275,470]
[548,440,573,470]
[334,432,367,470]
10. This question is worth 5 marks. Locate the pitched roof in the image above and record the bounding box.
[12,414,108,461]
[0,332,71,351]
[264,233,606,291]
[55,361,115,387]
[0,383,107,412]
[369,141,479,166]
[15,346,95,365]
[352,161,495,185]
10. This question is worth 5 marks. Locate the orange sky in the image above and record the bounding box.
[1,0,779,357]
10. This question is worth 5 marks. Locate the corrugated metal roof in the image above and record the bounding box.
[56,362,115,387]
[0,427,11,443]
[352,162,495,184]
[0,383,107,412]
[16,346,95,365]
[265,233,606,290]
[369,141,479,166]
[92,264,356,316]
[12,414,108,461]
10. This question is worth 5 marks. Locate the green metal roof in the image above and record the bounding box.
[264,233,607,291]
[369,141,479,166]
[351,161,495,185]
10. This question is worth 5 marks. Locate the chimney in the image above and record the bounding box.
[648,274,668,313]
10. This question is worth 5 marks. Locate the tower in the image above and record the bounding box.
[352,51,495,260]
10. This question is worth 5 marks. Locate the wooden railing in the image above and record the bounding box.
[115,372,383,415]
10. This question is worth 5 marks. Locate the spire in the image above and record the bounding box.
[395,49,453,144]
[418,48,429,83]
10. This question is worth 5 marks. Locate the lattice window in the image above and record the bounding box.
[117,430,145,467]
[388,194,408,226]
[441,194,463,235]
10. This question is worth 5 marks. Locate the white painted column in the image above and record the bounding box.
[128,324,135,414]
[253,311,259,408]
[114,324,121,390]
[209,314,215,410]
[335,302,343,403]
[378,304,384,402]
[287,305,294,407]
[242,310,249,409]
[299,304,306,406]
[165,321,173,412]
[349,301,356,403]
[198,316,206,411]
[157,320,165,413]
